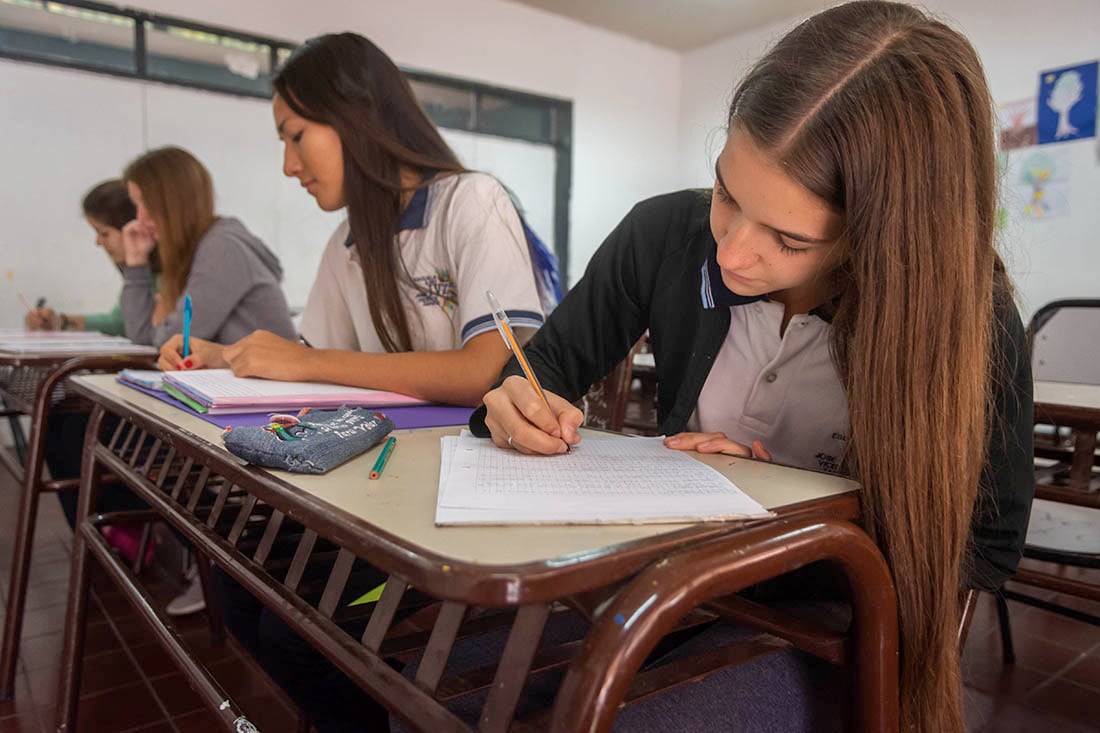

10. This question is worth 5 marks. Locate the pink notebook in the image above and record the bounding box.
[161,369,427,414]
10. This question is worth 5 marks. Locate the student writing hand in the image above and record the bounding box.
[24,307,58,331]
[158,334,227,371]
[482,375,583,455]
[222,330,311,381]
[664,432,773,461]
[121,219,156,267]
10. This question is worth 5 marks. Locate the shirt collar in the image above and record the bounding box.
[699,248,835,323]
[344,172,436,248]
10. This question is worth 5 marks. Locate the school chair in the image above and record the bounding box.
[987,300,1100,658]
[1030,299,1100,499]
[581,336,646,433]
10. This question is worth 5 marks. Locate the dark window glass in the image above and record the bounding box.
[144,20,274,96]
[409,78,475,131]
[0,1,135,73]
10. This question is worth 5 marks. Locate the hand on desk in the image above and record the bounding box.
[222,331,313,381]
[664,432,773,461]
[482,375,582,455]
[158,335,227,371]
[25,307,58,331]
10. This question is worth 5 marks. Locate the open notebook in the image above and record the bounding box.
[435,432,772,525]
[159,369,428,414]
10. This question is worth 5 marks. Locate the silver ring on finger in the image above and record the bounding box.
[507,435,514,448]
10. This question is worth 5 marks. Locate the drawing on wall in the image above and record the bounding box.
[1037,61,1098,144]
[1007,147,1072,219]
[999,98,1037,150]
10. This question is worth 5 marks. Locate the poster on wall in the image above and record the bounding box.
[998,98,1038,150]
[1036,60,1098,144]
[1006,146,1072,220]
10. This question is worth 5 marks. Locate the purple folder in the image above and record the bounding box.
[118,379,474,430]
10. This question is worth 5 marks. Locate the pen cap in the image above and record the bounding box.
[485,289,513,351]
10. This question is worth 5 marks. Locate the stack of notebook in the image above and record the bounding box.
[120,369,427,414]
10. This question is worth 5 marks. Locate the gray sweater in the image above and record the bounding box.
[122,217,296,348]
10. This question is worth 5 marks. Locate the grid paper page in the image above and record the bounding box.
[435,434,771,525]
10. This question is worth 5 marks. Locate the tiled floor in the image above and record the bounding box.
[0,465,1098,731]
[0,468,301,732]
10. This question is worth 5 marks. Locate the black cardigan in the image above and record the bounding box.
[472,189,1034,590]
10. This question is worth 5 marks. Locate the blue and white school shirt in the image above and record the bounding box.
[300,172,545,353]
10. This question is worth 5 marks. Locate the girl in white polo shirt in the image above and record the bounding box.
[158,32,555,732]
[158,34,552,409]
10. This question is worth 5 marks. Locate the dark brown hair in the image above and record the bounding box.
[81,179,135,230]
[273,33,466,352]
[730,2,1002,729]
[124,147,215,309]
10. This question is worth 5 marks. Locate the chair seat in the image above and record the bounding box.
[1026,498,1100,555]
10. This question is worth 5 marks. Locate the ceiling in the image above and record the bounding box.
[507,0,835,51]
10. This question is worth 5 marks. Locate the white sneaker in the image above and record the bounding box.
[166,569,207,616]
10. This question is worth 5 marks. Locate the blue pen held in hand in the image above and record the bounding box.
[182,294,192,358]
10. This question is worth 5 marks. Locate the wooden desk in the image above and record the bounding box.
[1034,380,1100,500]
[56,374,897,732]
[0,348,155,698]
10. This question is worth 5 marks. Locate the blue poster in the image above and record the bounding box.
[1037,60,1097,144]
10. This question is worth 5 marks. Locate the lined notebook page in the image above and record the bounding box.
[436,434,771,525]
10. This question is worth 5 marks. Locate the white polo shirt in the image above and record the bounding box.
[300,172,545,352]
[687,263,849,473]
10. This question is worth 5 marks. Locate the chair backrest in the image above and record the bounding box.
[1028,299,1100,384]
[582,337,645,433]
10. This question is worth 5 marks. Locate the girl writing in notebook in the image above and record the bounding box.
[479,2,1033,730]
[121,145,296,349]
[157,33,556,408]
[25,179,155,336]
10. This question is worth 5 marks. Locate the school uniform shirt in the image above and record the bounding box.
[470,189,1034,592]
[300,172,545,353]
[686,298,848,474]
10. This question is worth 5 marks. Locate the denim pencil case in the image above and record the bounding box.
[222,406,395,474]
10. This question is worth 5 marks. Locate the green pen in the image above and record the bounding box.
[369,436,397,480]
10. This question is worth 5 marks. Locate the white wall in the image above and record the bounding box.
[677,0,1100,321]
[0,0,682,331]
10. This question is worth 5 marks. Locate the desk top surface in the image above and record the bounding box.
[71,373,859,571]
[1035,380,1100,412]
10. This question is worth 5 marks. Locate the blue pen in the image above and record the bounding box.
[182,294,192,359]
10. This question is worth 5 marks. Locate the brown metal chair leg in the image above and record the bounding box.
[957,588,980,650]
[56,406,108,731]
[194,550,226,641]
[0,373,56,697]
[994,591,1015,664]
[133,521,154,575]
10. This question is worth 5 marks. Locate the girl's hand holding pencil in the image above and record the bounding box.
[482,375,583,455]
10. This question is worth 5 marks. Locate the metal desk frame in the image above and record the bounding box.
[56,376,898,732]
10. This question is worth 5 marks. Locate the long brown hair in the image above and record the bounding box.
[123,147,215,308]
[731,2,1000,728]
[273,33,466,353]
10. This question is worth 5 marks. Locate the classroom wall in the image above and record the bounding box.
[676,0,1100,321]
[0,0,683,329]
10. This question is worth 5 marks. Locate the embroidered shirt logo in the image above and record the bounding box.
[413,269,458,313]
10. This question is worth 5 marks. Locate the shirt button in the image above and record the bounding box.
[765,372,778,383]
